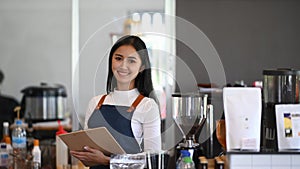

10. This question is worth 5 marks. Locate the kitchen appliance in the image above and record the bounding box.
[172,93,208,166]
[262,68,300,151]
[145,151,170,169]
[198,85,224,158]
[21,83,67,122]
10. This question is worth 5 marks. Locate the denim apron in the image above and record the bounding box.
[87,94,144,169]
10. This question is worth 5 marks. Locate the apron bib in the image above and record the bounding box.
[87,94,144,169]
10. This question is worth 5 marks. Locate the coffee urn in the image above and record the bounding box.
[21,83,67,122]
[261,68,300,151]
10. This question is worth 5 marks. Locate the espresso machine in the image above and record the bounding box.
[172,93,209,166]
[261,68,300,151]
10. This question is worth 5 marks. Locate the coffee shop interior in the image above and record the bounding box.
[1,0,300,169]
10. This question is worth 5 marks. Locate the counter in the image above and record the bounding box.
[225,151,300,169]
[199,151,300,169]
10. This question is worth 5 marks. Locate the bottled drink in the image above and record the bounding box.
[56,120,68,169]
[4,137,13,169]
[1,122,9,142]
[178,156,195,169]
[32,139,41,169]
[177,150,195,169]
[0,143,9,168]
[11,120,27,159]
[176,150,191,169]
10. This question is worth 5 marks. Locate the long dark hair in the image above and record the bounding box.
[106,35,156,100]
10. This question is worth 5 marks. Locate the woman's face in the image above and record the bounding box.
[112,45,144,90]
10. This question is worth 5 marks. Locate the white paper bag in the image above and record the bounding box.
[223,87,262,151]
[275,104,300,151]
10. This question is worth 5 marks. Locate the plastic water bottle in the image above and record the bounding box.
[177,150,195,169]
[179,156,195,169]
[176,150,192,169]
[0,143,9,168]
[4,137,13,169]
[32,139,41,169]
[12,120,27,159]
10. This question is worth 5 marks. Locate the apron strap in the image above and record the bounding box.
[96,94,107,110]
[95,94,145,113]
[127,94,145,112]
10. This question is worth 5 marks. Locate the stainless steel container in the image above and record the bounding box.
[21,83,67,121]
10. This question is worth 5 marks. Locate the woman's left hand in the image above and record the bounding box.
[70,146,110,167]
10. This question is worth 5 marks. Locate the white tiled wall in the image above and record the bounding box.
[228,154,300,169]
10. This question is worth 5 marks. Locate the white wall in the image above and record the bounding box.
[0,0,164,125]
[0,0,72,106]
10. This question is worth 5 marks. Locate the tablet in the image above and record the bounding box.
[59,127,126,155]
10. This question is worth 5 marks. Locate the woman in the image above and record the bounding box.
[70,35,162,168]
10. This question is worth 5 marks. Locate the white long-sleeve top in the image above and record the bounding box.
[84,88,162,151]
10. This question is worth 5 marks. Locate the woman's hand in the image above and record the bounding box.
[70,146,110,167]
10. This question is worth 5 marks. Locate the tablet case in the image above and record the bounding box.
[59,127,126,155]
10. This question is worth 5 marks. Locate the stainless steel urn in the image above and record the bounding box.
[21,83,67,121]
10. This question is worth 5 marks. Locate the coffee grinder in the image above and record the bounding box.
[262,68,300,151]
[172,93,209,166]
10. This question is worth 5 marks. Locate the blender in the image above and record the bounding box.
[172,93,209,166]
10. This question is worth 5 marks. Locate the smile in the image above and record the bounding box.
[117,71,130,77]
